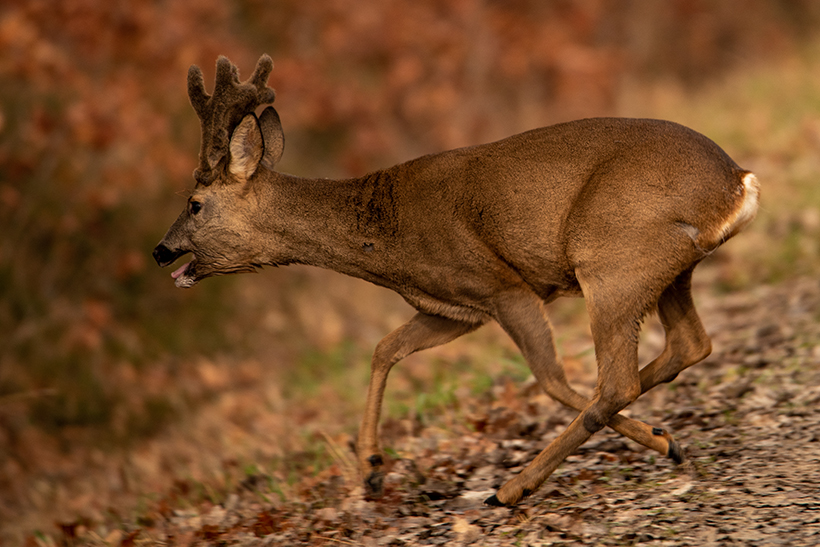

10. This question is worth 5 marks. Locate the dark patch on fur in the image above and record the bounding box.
[352,170,399,237]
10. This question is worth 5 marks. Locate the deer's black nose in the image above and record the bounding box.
[153,244,178,267]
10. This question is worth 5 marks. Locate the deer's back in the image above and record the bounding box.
[380,118,747,309]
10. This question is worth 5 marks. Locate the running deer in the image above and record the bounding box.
[153,55,759,506]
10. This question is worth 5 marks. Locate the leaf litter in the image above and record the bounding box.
[23,278,820,546]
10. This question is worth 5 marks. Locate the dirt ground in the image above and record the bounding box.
[47,276,817,547]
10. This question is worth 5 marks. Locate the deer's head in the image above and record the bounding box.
[153,55,285,287]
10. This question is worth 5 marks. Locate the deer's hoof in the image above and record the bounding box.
[667,439,685,464]
[363,453,385,499]
[364,470,384,499]
[484,487,530,507]
[484,494,507,507]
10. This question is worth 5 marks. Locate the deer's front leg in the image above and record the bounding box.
[357,313,482,498]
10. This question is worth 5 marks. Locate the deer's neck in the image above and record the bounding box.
[252,170,400,284]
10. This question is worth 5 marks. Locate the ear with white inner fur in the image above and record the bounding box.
[229,114,264,182]
[259,106,284,170]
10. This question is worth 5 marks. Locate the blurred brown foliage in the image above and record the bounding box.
[241,0,820,170]
[1,0,819,538]
[0,0,247,436]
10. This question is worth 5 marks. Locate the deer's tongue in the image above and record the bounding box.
[171,261,191,280]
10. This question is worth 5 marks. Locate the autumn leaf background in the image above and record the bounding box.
[2,1,820,544]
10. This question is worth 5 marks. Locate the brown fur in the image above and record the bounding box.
[154,56,759,506]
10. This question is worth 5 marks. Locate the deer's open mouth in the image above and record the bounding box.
[170,258,198,288]
[170,261,190,279]
[152,244,200,288]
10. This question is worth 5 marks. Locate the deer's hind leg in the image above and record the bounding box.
[492,289,686,466]
[640,266,712,395]
[619,266,712,462]
[358,312,483,498]
[489,276,648,506]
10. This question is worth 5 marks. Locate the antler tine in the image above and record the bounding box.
[249,54,276,103]
[214,56,237,92]
[188,55,277,185]
[187,65,210,118]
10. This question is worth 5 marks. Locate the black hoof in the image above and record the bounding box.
[667,439,685,464]
[484,494,507,507]
[365,471,384,499]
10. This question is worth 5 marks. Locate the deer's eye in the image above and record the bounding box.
[189,200,202,215]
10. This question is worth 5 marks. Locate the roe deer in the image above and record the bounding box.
[153,55,759,506]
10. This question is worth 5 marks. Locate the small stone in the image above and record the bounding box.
[452,517,481,544]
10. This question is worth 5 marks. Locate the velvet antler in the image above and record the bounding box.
[187,55,276,185]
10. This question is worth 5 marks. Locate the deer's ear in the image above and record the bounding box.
[229,114,264,182]
[259,106,284,170]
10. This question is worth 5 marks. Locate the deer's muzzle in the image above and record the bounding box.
[152,244,184,268]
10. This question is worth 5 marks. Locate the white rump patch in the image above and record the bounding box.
[716,172,760,242]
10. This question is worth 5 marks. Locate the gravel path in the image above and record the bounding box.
[112,278,820,546]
